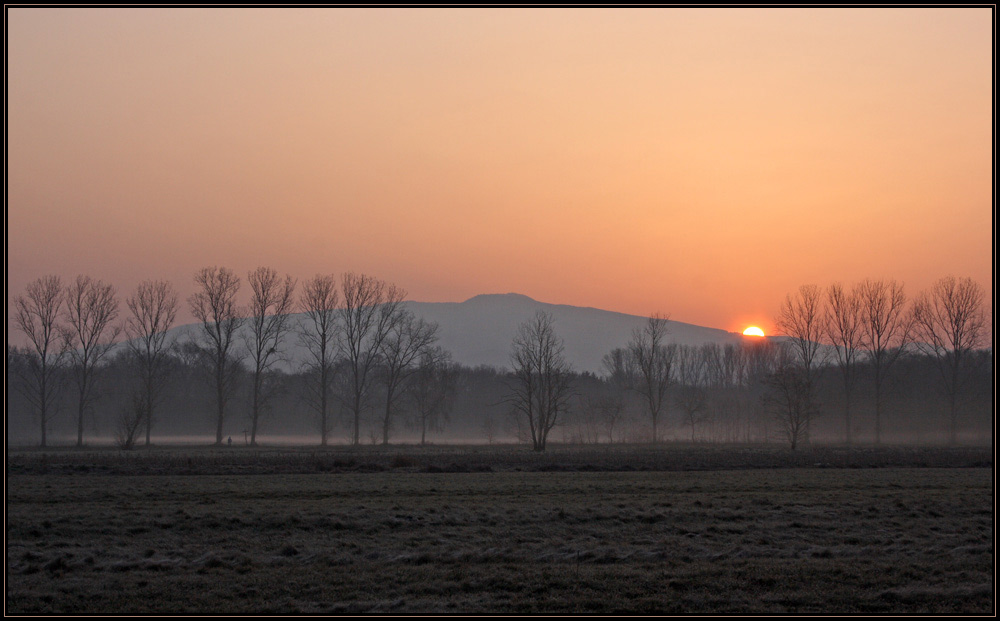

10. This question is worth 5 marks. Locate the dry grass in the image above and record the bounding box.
[5,442,992,476]
[6,466,993,613]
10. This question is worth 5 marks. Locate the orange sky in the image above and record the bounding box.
[6,8,993,337]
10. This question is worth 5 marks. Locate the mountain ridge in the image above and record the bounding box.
[156,292,748,375]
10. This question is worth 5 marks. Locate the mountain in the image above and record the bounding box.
[161,293,749,375]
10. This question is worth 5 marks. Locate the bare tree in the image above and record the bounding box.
[702,342,745,443]
[125,280,179,446]
[674,344,708,442]
[114,392,145,450]
[408,347,458,446]
[338,272,405,446]
[597,347,634,444]
[505,311,574,452]
[243,267,296,446]
[13,276,69,447]
[299,274,340,446]
[63,276,121,446]
[628,313,675,442]
[775,284,825,444]
[741,338,781,443]
[378,310,438,444]
[825,282,863,445]
[912,276,989,445]
[189,266,244,446]
[482,414,497,445]
[572,396,602,445]
[762,343,815,450]
[858,278,911,445]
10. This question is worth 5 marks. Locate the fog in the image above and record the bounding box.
[7,345,992,449]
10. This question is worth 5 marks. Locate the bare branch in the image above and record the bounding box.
[13,275,69,447]
[774,284,824,445]
[125,279,179,446]
[911,276,989,444]
[628,313,675,442]
[337,272,406,446]
[857,278,912,444]
[299,274,340,446]
[504,311,574,452]
[377,309,439,444]
[244,266,297,445]
[189,266,244,445]
[64,275,121,447]
[825,282,863,444]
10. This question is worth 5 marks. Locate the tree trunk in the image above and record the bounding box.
[40,369,48,447]
[215,359,225,445]
[215,403,224,446]
[843,380,852,446]
[250,373,261,446]
[319,367,328,447]
[352,393,361,446]
[874,366,882,445]
[803,376,812,446]
[76,398,85,447]
[382,389,393,445]
[949,391,959,446]
[145,389,153,447]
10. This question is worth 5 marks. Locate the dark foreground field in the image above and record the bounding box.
[6,445,994,614]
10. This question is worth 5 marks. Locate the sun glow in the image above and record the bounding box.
[743,326,765,337]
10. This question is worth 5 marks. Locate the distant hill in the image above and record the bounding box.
[159,293,750,375]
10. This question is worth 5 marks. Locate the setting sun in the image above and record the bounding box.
[743,326,765,337]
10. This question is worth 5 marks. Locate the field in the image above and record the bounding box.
[5,445,995,614]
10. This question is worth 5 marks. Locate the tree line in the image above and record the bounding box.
[498,277,991,451]
[9,271,992,450]
[10,269,457,449]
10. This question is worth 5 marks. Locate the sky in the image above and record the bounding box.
[6,8,993,337]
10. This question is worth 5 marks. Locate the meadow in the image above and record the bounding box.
[5,445,994,614]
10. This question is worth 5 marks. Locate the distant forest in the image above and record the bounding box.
[8,270,993,450]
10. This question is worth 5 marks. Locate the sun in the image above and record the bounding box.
[742,326,765,337]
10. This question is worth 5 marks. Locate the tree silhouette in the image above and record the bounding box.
[763,344,815,450]
[775,284,825,444]
[125,280,179,446]
[912,276,989,445]
[377,309,438,444]
[64,275,121,447]
[244,267,296,446]
[628,313,674,443]
[858,278,911,445]
[825,282,863,445]
[13,275,69,447]
[338,273,405,446]
[189,266,244,446]
[505,311,573,452]
[408,347,458,446]
[299,274,340,446]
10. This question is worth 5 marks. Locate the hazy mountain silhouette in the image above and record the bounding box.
[402,293,748,374]
[161,293,750,375]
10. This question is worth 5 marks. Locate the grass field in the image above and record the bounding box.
[5,447,994,614]
[5,442,993,475]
